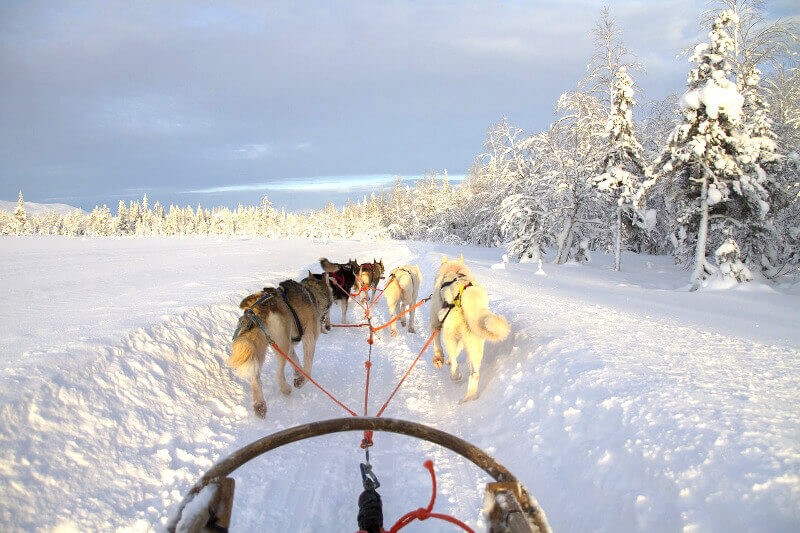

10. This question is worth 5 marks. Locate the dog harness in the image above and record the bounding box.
[278,285,304,343]
[328,271,345,289]
[361,263,381,282]
[438,276,473,328]
[231,291,274,341]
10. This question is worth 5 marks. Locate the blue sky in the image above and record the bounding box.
[1,0,797,211]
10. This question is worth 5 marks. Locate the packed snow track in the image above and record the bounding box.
[0,237,798,532]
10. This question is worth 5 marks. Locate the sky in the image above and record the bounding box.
[1,0,797,211]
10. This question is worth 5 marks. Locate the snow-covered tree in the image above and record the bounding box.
[116,200,130,234]
[3,191,28,236]
[582,6,642,110]
[654,10,771,289]
[547,91,608,263]
[593,67,650,270]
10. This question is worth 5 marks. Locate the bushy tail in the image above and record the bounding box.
[228,328,268,379]
[320,257,338,273]
[460,287,510,342]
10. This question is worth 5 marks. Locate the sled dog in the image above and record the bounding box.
[429,255,510,402]
[384,265,423,337]
[229,274,333,417]
[357,259,385,303]
[319,257,359,323]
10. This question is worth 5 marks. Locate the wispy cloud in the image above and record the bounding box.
[232,143,272,159]
[185,173,465,194]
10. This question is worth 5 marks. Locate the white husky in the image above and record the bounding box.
[383,265,423,337]
[429,255,510,402]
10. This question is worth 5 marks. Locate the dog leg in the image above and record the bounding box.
[297,335,316,388]
[409,279,418,334]
[342,299,348,324]
[432,328,445,368]
[250,369,267,418]
[460,337,485,403]
[399,303,407,327]
[444,336,463,382]
[288,344,306,389]
[275,343,292,396]
[323,311,331,332]
[389,297,400,337]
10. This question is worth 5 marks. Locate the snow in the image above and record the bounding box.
[1,237,799,531]
[0,200,82,216]
[680,80,744,121]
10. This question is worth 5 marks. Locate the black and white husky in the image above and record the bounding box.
[318,257,359,323]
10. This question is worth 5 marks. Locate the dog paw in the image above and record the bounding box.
[450,370,462,382]
[390,329,398,337]
[408,327,416,334]
[279,383,292,395]
[253,401,267,418]
[400,319,407,327]
[433,352,444,369]
[458,394,476,404]
[293,374,307,388]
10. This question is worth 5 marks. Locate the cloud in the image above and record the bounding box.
[186,173,465,194]
[232,143,272,160]
[2,0,794,210]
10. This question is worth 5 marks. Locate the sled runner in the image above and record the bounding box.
[166,416,550,533]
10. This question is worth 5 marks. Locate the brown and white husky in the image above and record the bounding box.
[229,274,333,417]
[429,255,510,402]
[357,259,384,304]
[384,265,423,337]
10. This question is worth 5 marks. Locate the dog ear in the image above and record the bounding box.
[441,255,448,264]
[307,270,313,280]
[458,254,464,264]
[240,293,261,309]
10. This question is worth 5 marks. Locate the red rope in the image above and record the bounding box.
[268,341,358,417]
[375,328,439,417]
[387,460,474,533]
[330,279,370,311]
[371,297,430,333]
[367,275,395,311]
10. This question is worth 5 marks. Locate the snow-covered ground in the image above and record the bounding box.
[0,237,798,532]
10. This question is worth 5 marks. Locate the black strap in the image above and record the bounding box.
[278,286,303,342]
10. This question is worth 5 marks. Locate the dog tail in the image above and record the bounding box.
[229,292,274,378]
[229,328,268,379]
[460,286,510,342]
[320,257,338,273]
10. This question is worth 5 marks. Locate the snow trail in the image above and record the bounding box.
[0,239,798,532]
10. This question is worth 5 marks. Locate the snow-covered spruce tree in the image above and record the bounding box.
[115,200,130,235]
[4,191,28,235]
[715,234,754,282]
[654,11,771,290]
[593,67,650,270]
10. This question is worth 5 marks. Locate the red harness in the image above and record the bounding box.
[328,271,345,288]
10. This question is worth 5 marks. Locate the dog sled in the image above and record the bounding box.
[166,416,551,533]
